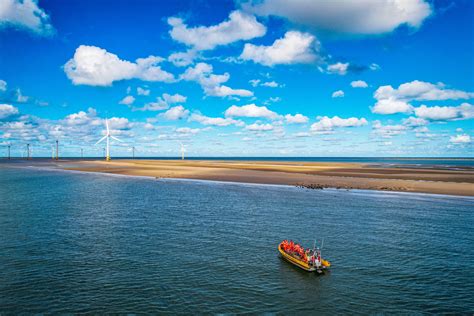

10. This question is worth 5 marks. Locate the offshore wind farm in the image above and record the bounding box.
[1,0,473,314]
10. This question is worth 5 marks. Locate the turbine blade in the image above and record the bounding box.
[95,135,107,145]
[110,135,122,142]
[106,119,110,134]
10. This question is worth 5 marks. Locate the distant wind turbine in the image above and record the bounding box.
[179,142,186,160]
[95,119,122,161]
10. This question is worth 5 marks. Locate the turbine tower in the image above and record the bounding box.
[180,142,186,160]
[95,119,122,161]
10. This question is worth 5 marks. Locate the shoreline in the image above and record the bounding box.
[3,159,472,197]
[3,163,474,199]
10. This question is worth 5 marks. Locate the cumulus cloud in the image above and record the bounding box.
[181,62,253,98]
[176,127,201,134]
[372,120,407,138]
[450,134,471,144]
[372,80,474,115]
[351,80,368,88]
[327,62,348,75]
[190,113,244,127]
[261,81,281,88]
[160,105,189,120]
[249,79,282,88]
[376,80,474,102]
[240,31,319,66]
[119,95,135,105]
[64,45,174,86]
[310,116,367,132]
[285,113,308,124]
[245,123,274,131]
[63,108,101,126]
[168,50,197,67]
[332,90,344,98]
[107,117,132,131]
[136,93,187,112]
[244,0,432,34]
[0,0,55,36]
[168,10,266,50]
[225,103,280,120]
[402,116,428,127]
[414,103,473,121]
[0,80,7,91]
[372,99,413,115]
[137,87,150,96]
[0,104,19,119]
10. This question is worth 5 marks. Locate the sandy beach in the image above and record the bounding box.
[58,159,474,196]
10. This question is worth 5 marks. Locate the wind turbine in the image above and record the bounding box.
[95,119,122,161]
[179,142,186,160]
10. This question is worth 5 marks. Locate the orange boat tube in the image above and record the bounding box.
[278,241,330,272]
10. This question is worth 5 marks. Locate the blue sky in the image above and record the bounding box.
[0,0,473,157]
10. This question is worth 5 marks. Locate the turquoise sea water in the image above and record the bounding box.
[0,166,473,314]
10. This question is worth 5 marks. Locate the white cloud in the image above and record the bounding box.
[261,81,280,88]
[176,127,201,134]
[310,116,367,132]
[332,90,344,98]
[285,113,308,124]
[134,93,186,112]
[372,80,474,115]
[225,103,279,119]
[240,31,319,66]
[15,88,28,103]
[376,80,474,101]
[160,105,189,120]
[63,108,101,126]
[249,79,282,88]
[249,79,260,87]
[327,62,348,75]
[0,80,6,91]
[245,0,432,34]
[372,120,407,138]
[402,116,428,127]
[190,113,243,127]
[64,45,174,86]
[245,123,274,131]
[0,104,18,119]
[168,50,197,67]
[181,62,253,97]
[0,0,55,36]
[108,117,131,130]
[414,103,473,121]
[168,10,266,50]
[163,93,186,104]
[137,87,150,96]
[351,80,368,88]
[372,99,413,115]
[369,63,381,71]
[119,95,135,105]
[450,134,471,144]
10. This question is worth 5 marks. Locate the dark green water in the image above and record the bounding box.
[0,167,473,314]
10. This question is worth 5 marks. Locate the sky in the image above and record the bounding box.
[0,0,473,158]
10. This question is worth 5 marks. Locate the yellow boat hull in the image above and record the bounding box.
[278,244,330,272]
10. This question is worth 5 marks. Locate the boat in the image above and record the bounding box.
[278,240,331,273]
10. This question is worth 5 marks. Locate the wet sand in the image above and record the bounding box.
[62,159,474,197]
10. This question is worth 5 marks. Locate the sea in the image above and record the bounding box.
[0,165,473,314]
